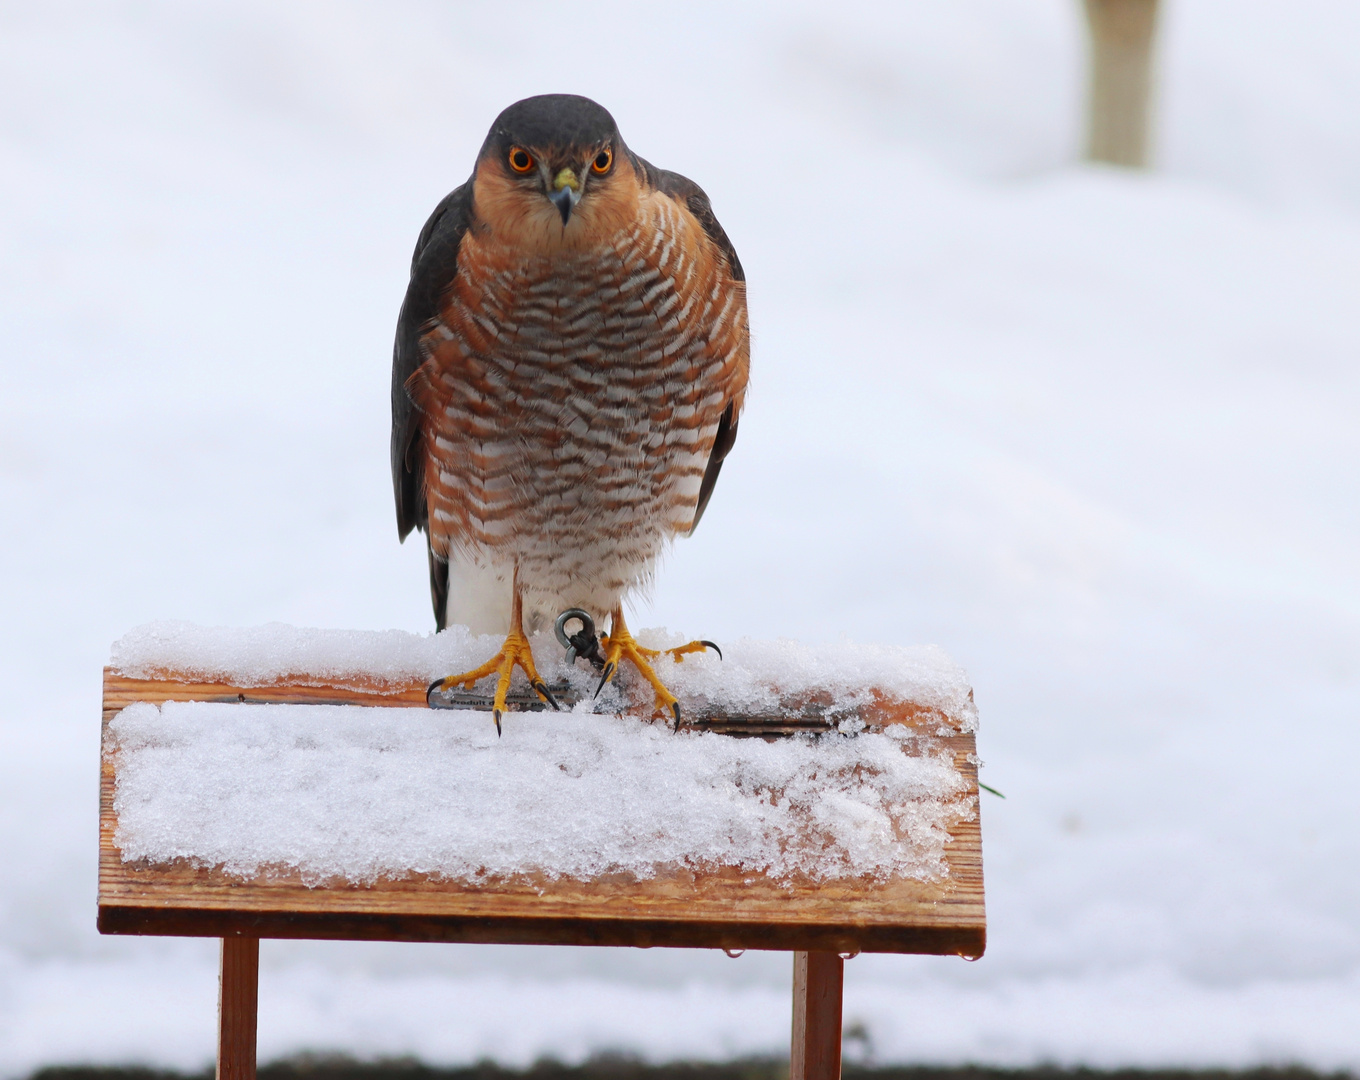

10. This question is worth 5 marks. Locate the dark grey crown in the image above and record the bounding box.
[480,94,622,160]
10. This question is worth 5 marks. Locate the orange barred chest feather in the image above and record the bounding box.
[411,190,748,623]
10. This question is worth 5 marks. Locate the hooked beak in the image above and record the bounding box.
[549,167,582,226]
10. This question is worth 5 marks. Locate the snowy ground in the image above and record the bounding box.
[2,0,1359,1075]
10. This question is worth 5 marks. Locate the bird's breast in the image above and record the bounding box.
[413,193,746,561]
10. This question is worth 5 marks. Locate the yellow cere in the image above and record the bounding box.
[553,168,580,191]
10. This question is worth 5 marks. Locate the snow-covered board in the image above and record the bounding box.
[98,623,986,956]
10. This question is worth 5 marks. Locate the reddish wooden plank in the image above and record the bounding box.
[217,936,258,1080]
[791,951,844,1080]
[99,668,987,955]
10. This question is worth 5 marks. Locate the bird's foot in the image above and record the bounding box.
[663,639,723,663]
[593,612,720,729]
[427,626,558,735]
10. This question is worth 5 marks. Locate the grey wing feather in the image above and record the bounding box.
[391,180,474,628]
[690,401,738,533]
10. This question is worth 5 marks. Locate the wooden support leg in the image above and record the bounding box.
[1084,0,1160,168]
[218,937,259,1080]
[791,951,843,1080]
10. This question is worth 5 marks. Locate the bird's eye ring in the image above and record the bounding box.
[591,148,613,174]
[508,148,535,173]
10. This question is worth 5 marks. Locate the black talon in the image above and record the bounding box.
[699,640,722,660]
[493,709,502,737]
[671,701,682,731]
[426,678,447,708]
[594,662,616,699]
[534,681,561,711]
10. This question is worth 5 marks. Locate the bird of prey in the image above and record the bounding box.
[391,94,749,731]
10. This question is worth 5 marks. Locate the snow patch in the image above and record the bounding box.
[108,700,972,885]
[109,620,979,731]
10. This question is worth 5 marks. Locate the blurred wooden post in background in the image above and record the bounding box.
[791,951,844,1080]
[1084,0,1161,167]
[218,936,259,1080]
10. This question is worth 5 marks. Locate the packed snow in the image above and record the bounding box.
[4,0,1360,1074]
[108,700,970,884]
[109,620,979,730]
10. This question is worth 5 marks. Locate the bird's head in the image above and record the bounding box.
[472,94,637,250]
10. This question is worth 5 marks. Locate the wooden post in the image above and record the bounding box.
[1083,0,1160,168]
[791,951,844,1080]
[217,937,259,1080]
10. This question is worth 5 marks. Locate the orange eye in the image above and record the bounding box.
[508,147,535,173]
[591,147,613,174]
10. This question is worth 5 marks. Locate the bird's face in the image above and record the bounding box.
[474,140,636,253]
[471,95,639,253]
[504,141,617,228]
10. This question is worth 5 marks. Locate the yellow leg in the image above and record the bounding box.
[596,609,719,727]
[427,590,558,735]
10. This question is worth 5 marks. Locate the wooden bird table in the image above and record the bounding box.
[98,632,986,1080]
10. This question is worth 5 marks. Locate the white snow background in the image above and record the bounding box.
[2,0,1359,1074]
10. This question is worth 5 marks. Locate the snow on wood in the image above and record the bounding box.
[110,621,979,731]
[108,701,972,885]
[104,622,979,887]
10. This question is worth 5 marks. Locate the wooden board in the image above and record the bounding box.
[99,668,986,956]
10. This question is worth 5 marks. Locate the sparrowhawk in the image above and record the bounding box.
[392,94,749,730]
